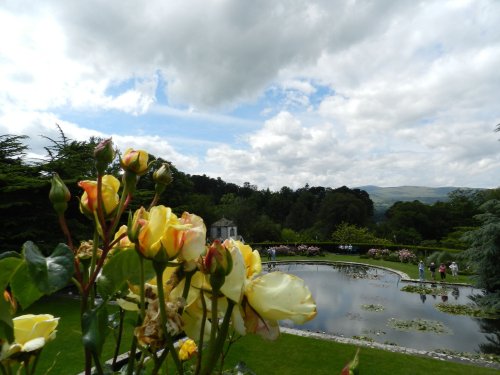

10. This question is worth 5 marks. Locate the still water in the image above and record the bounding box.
[271,262,500,354]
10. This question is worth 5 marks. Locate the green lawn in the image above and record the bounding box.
[24,296,134,375]
[279,253,474,284]
[224,334,499,375]
[20,292,498,375]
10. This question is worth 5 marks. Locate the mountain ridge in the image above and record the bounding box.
[356,185,484,210]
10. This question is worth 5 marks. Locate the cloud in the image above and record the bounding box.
[1,0,499,191]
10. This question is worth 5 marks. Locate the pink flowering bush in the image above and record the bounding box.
[367,248,390,259]
[398,249,417,263]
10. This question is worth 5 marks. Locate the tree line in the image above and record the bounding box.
[1,132,499,255]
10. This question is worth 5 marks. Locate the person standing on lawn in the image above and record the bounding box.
[439,263,447,281]
[429,262,436,280]
[449,261,459,277]
[418,260,425,281]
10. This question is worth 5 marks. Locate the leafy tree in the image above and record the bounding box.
[38,125,101,180]
[332,222,391,245]
[462,199,500,310]
[251,214,281,242]
[0,135,59,253]
[281,228,302,243]
[0,134,29,162]
[316,186,374,239]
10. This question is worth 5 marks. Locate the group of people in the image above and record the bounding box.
[418,260,459,281]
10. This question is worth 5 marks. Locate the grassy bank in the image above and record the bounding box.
[279,253,474,284]
[224,333,498,375]
[21,295,497,374]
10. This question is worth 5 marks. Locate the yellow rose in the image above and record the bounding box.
[224,239,261,279]
[9,314,59,355]
[178,338,198,361]
[178,212,206,262]
[121,148,149,175]
[112,225,134,250]
[136,206,186,260]
[78,175,120,217]
[245,271,317,324]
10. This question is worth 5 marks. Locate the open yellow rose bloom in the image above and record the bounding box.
[8,314,59,355]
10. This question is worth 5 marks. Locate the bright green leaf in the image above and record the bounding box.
[10,263,44,309]
[0,257,22,291]
[97,249,153,300]
[23,241,74,294]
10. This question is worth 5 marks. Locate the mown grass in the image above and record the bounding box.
[279,253,473,284]
[223,333,499,375]
[21,293,498,375]
[24,296,134,375]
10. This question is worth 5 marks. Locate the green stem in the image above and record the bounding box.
[148,193,160,210]
[71,277,84,296]
[112,308,125,368]
[210,291,219,346]
[58,214,74,251]
[96,174,107,235]
[108,186,132,240]
[152,349,170,374]
[153,262,183,375]
[88,229,100,307]
[181,272,194,301]
[91,350,104,375]
[200,299,235,375]
[125,316,141,375]
[29,351,41,375]
[139,256,146,320]
[195,289,208,375]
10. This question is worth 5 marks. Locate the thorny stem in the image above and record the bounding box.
[58,214,74,251]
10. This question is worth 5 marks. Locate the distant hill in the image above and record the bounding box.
[357,185,478,214]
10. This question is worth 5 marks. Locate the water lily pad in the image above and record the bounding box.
[435,303,500,319]
[361,303,385,312]
[387,318,451,334]
[352,335,374,342]
[401,284,449,295]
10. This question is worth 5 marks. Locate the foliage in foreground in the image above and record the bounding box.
[462,200,500,310]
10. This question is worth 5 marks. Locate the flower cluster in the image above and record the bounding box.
[47,140,317,374]
[367,248,390,259]
[268,245,323,257]
[398,249,417,263]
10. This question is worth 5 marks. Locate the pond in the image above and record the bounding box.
[270,262,500,354]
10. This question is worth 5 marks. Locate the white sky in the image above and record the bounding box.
[1,0,499,190]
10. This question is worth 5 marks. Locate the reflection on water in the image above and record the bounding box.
[270,262,500,354]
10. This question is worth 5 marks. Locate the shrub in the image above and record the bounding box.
[306,246,321,257]
[398,249,417,263]
[367,248,390,259]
